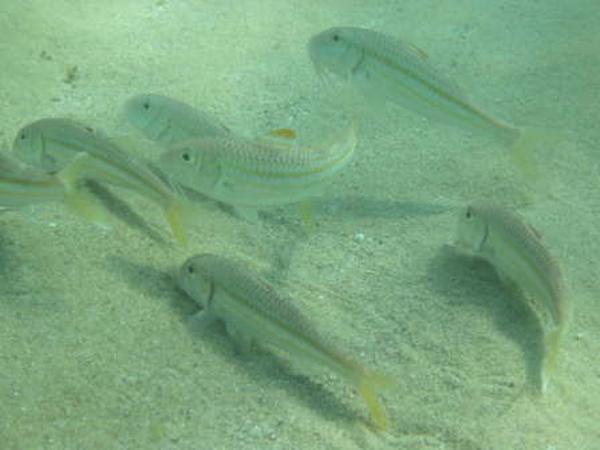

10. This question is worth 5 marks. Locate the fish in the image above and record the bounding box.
[454,204,568,392]
[178,253,395,430]
[13,119,93,173]
[0,152,106,221]
[123,94,298,150]
[158,125,357,221]
[123,94,231,147]
[13,118,191,245]
[308,27,545,180]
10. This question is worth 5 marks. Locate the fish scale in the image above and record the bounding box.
[160,126,356,209]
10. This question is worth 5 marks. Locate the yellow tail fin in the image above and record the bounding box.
[541,326,563,394]
[165,200,190,247]
[57,154,111,225]
[510,127,564,197]
[356,368,396,431]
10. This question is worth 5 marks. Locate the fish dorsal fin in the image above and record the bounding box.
[253,128,298,151]
[269,128,296,139]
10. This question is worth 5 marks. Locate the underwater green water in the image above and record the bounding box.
[1,1,599,448]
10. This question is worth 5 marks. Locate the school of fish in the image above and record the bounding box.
[1,25,571,432]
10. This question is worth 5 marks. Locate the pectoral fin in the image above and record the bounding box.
[225,321,254,354]
[233,206,260,222]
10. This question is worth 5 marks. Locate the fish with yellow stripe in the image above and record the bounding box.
[0,152,107,221]
[158,125,356,221]
[178,253,395,430]
[13,118,191,245]
[454,204,569,393]
[308,27,546,180]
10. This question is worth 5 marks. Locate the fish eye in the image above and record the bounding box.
[465,209,472,219]
[332,33,340,42]
[187,264,194,274]
[20,133,26,140]
[181,152,191,162]
[143,101,150,110]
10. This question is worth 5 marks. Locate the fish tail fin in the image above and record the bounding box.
[355,367,396,431]
[164,199,191,247]
[57,154,111,225]
[510,128,538,180]
[541,326,563,394]
[510,127,564,196]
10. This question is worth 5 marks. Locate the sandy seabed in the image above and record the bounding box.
[0,1,599,449]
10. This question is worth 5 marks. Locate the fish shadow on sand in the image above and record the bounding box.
[315,196,455,220]
[427,245,545,395]
[107,255,360,427]
[174,192,453,235]
[85,180,169,246]
[0,227,63,311]
[0,229,14,272]
[253,196,454,239]
[104,255,197,317]
[186,318,361,428]
[0,229,25,296]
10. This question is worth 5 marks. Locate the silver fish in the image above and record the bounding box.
[308,27,542,178]
[159,126,356,221]
[13,118,190,245]
[0,152,106,221]
[178,253,394,430]
[123,94,231,147]
[455,204,568,392]
[0,153,66,206]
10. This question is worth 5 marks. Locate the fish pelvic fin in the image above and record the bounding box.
[355,367,396,431]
